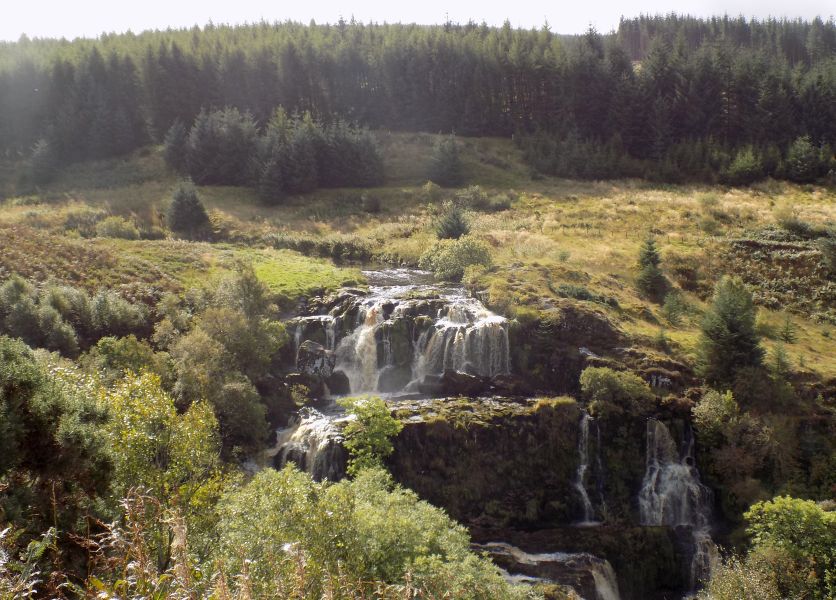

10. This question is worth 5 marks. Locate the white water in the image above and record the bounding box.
[309,269,511,395]
[268,407,351,481]
[639,419,718,590]
[480,542,621,600]
[574,412,598,525]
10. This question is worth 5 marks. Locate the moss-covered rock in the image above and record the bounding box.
[389,397,583,526]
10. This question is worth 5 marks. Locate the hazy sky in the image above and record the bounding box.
[2,0,834,42]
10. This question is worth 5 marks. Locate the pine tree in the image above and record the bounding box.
[428,135,464,187]
[166,181,210,239]
[636,237,668,302]
[436,205,470,239]
[697,276,764,386]
[163,119,188,173]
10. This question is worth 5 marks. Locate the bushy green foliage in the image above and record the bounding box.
[720,147,764,186]
[338,396,404,476]
[0,336,111,530]
[436,204,470,239]
[94,215,140,240]
[428,135,464,187]
[419,236,492,281]
[81,334,171,385]
[217,467,531,599]
[697,276,764,387]
[580,366,655,419]
[101,371,221,512]
[185,108,259,185]
[783,136,828,183]
[744,496,836,599]
[697,554,781,600]
[166,181,210,238]
[692,389,739,443]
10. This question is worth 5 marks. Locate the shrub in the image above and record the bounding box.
[580,366,656,419]
[64,207,107,238]
[27,138,58,184]
[692,389,738,443]
[217,467,529,599]
[454,185,490,210]
[783,136,825,183]
[436,205,470,239]
[428,135,464,187]
[166,182,210,238]
[338,396,404,476]
[661,289,689,326]
[361,193,381,213]
[422,180,443,202]
[720,147,764,186]
[744,496,836,599]
[94,216,140,240]
[419,237,492,281]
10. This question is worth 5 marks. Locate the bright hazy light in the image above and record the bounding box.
[2,0,834,42]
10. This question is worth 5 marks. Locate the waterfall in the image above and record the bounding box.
[639,419,717,590]
[574,412,598,525]
[412,299,510,380]
[477,542,621,600]
[295,270,510,396]
[269,407,348,481]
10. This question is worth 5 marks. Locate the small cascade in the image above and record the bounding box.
[477,542,621,600]
[574,412,598,525]
[411,297,510,381]
[269,406,348,481]
[639,419,717,590]
[293,269,511,396]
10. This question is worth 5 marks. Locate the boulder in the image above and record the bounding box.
[441,370,488,397]
[326,370,351,395]
[297,340,336,378]
[490,374,534,397]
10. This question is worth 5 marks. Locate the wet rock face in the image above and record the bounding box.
[290,272,513,396]
[297,340,336,378]
[470,526,684,600]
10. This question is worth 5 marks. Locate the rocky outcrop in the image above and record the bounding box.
[511,302,624,396]
[297,340,336,377]
[470,527,684,600]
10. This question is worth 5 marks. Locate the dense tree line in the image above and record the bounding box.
[164,107,383,197]
[0,16,833,184]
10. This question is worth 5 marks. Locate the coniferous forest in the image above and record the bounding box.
[0,13,835,600]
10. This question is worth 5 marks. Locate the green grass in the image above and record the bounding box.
[1,132,834,378]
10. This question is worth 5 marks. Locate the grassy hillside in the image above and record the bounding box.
[1,133,834,379]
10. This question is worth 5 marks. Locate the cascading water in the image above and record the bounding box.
[410,297,510,383]
[574,412,598,525]
[294,269,511,395]
[639,419,717,590]
[269,407,349,481]
[476,542,621,600]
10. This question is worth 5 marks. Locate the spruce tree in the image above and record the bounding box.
[166,181,210,239]
[636,237,668,302]
[697,276,764,387]
[428,135,464,187]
